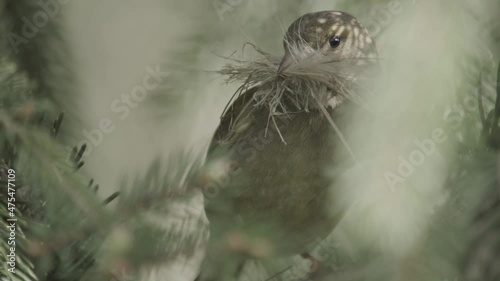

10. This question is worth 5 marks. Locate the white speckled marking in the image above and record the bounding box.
[327,94,345,109]
[318,18,326,24]
[353,28,359,37]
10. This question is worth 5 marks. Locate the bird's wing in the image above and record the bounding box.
[208,86,260,154]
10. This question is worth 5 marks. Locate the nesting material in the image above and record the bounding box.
[218,44,371,116]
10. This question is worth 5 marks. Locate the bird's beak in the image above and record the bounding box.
[277,51,295,74]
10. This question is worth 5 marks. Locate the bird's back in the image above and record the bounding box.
[205,86,344,254]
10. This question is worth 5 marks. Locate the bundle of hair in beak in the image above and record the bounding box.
[218,44,371,117]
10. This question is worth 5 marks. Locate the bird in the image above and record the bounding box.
[196,10,378,281]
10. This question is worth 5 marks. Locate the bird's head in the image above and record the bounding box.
[219,10,378,115]
[278,11,378,73]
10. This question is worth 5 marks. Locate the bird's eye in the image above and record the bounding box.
[329,36,341,48]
